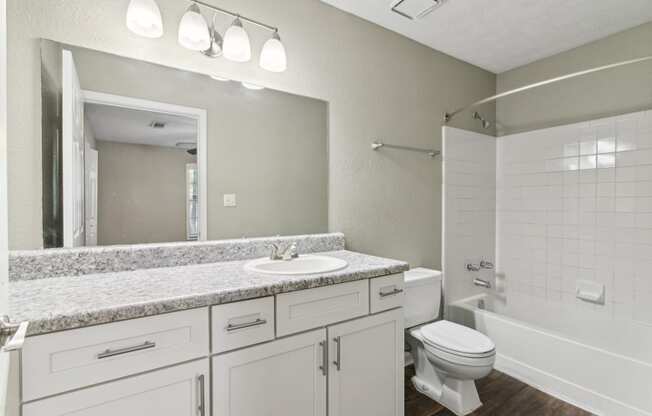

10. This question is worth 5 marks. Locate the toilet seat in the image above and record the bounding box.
[420,320,495,359]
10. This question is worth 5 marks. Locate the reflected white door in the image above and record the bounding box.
[62,49,84,247]
[85,146,98,246]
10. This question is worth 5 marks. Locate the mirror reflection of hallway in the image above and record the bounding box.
[84,101,201,246]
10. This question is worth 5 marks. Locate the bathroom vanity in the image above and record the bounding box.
[8,234,408,416]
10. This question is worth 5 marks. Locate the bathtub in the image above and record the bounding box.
[447,294,652,416]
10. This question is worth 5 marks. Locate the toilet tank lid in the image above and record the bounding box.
[405,267,442,287]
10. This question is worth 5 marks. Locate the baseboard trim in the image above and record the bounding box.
[495,353,651,416]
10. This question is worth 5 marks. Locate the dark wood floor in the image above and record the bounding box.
[405,366,593,416]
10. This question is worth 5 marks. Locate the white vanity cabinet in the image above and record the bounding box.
[328,309,404,416]
[19,274,405,416]
[21,307,209,401]
[212,289,404,416]
[212,329,327,416]
[22,359,209,416]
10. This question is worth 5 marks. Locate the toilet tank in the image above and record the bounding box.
[404,267,442,328]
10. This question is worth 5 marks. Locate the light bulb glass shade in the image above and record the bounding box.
[241,81,264,90]
[178,4,210,51]
[126,0,163,38]
[210,75,230,81]
[259,32,287,72]
[223,18,251,62]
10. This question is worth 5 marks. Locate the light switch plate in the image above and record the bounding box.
[223,194,237,207]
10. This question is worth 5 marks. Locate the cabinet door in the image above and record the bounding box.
[213,328,327,416]
[23,359,209,416]
[328,308,404,416]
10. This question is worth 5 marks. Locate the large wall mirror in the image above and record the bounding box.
[12,39,328,249]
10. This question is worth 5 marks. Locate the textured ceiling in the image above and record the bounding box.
[85,104,197,148]
[320,0,652,73]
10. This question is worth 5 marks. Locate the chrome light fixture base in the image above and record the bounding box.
[202,15,223,58]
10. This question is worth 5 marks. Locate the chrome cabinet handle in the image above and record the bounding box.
[319,341,328,376]
[197,374,206,416]
[333,336,341,371]
[97,341,156,359]
[226,318,267,332]
[379,288,404,298]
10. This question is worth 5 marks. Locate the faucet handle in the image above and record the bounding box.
[281,242,299,260]
[268,243,280,260]
[480,260,494,269]
[466,263,481,272]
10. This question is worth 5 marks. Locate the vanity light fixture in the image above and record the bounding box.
[126,0,163,38]
[125,1,287,72]
[241,81,264,90]
[178,3,211,51]
[222,17,252,62]
[259,30,287,72]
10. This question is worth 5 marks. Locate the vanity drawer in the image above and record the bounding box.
[211,297,275,353]
[370,273,405,314]
[276,280,369,337]
[22,308,209,401]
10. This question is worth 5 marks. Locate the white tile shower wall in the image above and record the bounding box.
[443,127,496,303]
[496,110,652,326]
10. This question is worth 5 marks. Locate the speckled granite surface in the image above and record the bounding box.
[9,250,408,336]
[9,233,345,281]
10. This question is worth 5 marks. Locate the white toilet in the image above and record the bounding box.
[404,268,495,416]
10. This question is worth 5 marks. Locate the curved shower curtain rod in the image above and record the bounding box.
[443,55,652,123]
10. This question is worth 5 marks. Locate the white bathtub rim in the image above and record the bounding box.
[449,294,652,370]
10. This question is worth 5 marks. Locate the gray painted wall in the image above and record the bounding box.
[7,0,495,271]
[497,22,652,136]
[95,140,193,245]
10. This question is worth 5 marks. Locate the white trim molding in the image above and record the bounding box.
[0,0,7,312]
[81,90,209,241]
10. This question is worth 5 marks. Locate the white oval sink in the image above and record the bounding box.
[245,255,348,275]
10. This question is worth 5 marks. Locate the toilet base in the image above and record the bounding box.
[411,375,482,416]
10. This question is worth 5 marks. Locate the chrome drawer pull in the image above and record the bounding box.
[319,341,328,376]
[197,374,206,416]
[333,336,341,371]
[226,318,267,332]
[379,288,404,298]
[97,341,156,359]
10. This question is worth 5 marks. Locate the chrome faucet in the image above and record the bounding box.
[269,242,299,261]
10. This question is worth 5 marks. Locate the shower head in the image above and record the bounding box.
[472,111,491,129]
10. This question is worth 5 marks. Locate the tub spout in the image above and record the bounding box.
[473,278,491,289]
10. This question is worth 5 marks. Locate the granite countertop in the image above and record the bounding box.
[9,250,409,336]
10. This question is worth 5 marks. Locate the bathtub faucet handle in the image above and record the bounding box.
[480,260,494,270]
[466,263,481,272]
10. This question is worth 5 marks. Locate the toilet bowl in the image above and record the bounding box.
[404,268,495,416]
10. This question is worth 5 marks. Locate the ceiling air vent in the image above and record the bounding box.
[149,121,166,129]
[391,0,446,20]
